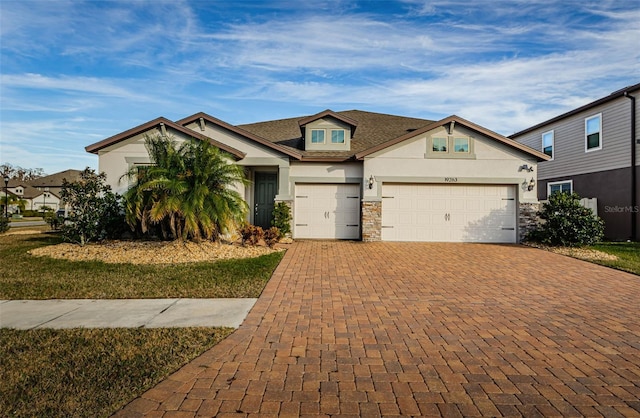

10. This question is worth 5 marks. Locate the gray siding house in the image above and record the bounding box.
[511,82,640,241]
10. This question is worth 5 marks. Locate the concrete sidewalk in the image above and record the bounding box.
[0,298,257,329]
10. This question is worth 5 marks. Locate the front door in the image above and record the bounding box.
[254,172,278,229]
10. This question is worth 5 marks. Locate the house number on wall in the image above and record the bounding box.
[444,177,458,183]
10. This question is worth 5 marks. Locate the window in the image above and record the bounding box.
[432,137,447,152]
[311,129,325,144]
[548,180,572,196]
[331,130,345,144]
[542,130,554,159]
[453,137,469,153]
[585,114,602,151]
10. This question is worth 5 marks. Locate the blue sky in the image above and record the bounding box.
[1,0,639,175]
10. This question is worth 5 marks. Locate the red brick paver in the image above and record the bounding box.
[115,242,640,417]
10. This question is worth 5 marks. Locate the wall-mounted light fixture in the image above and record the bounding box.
[527,178,536,191]
[519,164,534,172]
[368,175,375,189]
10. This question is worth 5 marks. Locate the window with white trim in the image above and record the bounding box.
[311,129,325,144]
[585,114,602,152]
[548,180,572,196]
[542,130,554,159]
[331,129,345,144]
[453,137,469,153]
[432,137,447,152]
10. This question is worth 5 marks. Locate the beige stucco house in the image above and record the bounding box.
[86,110,549,243]
[3,169,82,213]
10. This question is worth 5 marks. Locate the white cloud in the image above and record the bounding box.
[0,73,159,102]
[1,0,639,174]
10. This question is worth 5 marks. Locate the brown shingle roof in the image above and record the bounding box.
[239,110,435,160]
[27,169,83,188]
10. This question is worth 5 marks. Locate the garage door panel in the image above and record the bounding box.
[382,183,516,243]
[294,184,360,239]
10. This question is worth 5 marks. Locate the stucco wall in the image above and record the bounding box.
[362,126,540,203]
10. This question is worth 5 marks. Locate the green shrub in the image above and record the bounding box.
[527,192,604,247]
[60,168,125,245]
[22,210,40,217]
[0,217,8,234]
[44,212,63,231]
[271,202,291,236]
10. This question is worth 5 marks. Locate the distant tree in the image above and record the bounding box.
[60,168,125,245]
[0,163,46,181]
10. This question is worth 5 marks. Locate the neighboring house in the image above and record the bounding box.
[510,83,640,241]
[86,110,548,243]
[2,170,82,213]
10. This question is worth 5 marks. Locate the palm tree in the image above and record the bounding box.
[122,134,248,241]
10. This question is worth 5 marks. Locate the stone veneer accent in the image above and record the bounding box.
[362,200,382,242]
[518,202,541,242]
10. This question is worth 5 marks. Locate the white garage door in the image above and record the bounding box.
[382,184,516,243]
[294,184,360,239]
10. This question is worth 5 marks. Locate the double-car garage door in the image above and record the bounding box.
[382,183,517,243]
[293,183,517,243]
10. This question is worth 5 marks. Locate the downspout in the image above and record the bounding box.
[624,91,637,241]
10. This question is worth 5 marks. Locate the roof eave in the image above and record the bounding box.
[85,117,246,160]
[177,112,303,160]
[510,82,640,138]
[297,109,359,128]
[297,155,357,163]
[356,115,550,162]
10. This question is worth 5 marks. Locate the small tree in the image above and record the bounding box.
[60,168,125,245]
[527,192,604,247]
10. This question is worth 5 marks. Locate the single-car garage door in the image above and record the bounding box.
[294,184,360,239]
[382,183,516,243]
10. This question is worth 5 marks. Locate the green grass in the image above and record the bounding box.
[0,230,284,416]
[0,232,285,299]
[0,327,233,418]
[590,242,640,275]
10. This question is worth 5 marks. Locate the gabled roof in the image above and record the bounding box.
[87,109,548,163]
[13,183,46,200]
[239,110,435,161]
[85,117,246,159]
[510,82,640,138]
[297,109,359,130]
[176,112,303,159]
[355,115,550,161]
[27,169,83,188]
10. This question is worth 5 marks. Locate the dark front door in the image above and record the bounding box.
[254,172,277,229]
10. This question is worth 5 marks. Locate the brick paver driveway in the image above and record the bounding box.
[117,242,640,417]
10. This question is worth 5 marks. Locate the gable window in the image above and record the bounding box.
[548,180,572,196]
[453,137,469,153]
[311,129,325,144]
[542,130,554,159]
[585,114,602,152]
[432,137,447,152]
[331,130,345,144]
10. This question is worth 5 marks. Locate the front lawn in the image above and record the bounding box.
[590,241,640,275]
[0,232,285,299]
[0,230,285,417]
[0,327,233,418]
